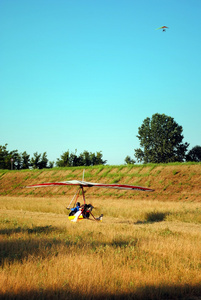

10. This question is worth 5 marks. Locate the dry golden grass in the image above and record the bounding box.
[0,196,201,300]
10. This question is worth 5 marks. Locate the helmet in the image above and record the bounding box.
[76,202,80,207]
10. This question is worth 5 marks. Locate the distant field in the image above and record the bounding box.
[0,164,201,299]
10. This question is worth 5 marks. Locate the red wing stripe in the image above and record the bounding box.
[26,182,81,188]
[26,180,154,191]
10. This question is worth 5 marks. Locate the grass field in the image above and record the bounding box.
[1,194,201,300]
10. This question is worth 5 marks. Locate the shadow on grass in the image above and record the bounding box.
[0,235,139,267]
[135,211,169,224]
[0,225,56,235]
[0,283,201,300]
[0,225,66,267]
[0,237,63,267]
[0,227,138,267]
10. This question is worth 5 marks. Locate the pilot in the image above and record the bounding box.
[68,202,81,216]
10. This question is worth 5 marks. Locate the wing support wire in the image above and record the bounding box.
[67,185,86,209]
[67,170,86,209]
[67,187,81,209]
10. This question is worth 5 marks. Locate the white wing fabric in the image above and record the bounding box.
[26,180,154,192]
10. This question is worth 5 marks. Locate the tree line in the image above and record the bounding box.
[0,145,107,170]
[1,113,200,170]
[56,150,106,167]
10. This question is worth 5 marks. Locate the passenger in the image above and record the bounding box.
[81,204,94,218]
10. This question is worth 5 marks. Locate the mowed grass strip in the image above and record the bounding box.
[1,163,200,202]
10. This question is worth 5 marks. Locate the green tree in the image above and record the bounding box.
[10,150,21,170]
[21,151,30,169]
[186,145,201,162]
[69,150,82,166]
[39,152,48,169]
[134,113,189,163]
[56,150,107,167]
[48,161,54,168]
[0,144,9,169]
[30,152,41,169]
[82,150,91,166]
[0,145,52,169]
[93,151,107,165]
[124,155,135,164]
[80,150,107,166]
[30,152,49,169]
[0,144,21,169]
[56,150,70,167]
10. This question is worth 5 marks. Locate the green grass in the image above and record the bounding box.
[172,170,179,175]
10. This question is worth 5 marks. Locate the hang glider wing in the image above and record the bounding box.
[156,26,168,30]
[26,180,154,192]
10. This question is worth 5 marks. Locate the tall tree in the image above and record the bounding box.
[30,152,41,169]
[39,152,48,169]
[93,151,107,165]
[69,150,82,166]
[21,151,31,169]
[56,150,70,167]
[82,150,91,166]
[134,113,189,163]
[0,144,9,169]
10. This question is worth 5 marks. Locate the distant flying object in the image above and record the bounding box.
[156,26,169,32]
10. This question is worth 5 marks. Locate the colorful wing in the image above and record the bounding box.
[26,180,154,192]
[26,180,84,188]
[156,26,168,30]
[81,181,154,191]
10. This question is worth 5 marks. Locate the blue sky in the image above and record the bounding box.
[1,0,201,165]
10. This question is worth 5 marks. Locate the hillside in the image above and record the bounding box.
[0,163,200,201]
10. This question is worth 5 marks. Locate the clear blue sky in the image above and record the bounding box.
[1,0,201,165]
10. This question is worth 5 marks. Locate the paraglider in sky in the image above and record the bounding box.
[156,26,169,32]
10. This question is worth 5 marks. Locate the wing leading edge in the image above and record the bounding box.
[26,180,154,192]
[156,26,169,30]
